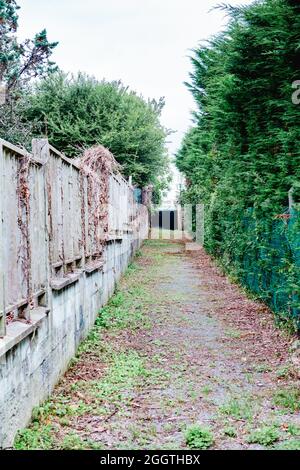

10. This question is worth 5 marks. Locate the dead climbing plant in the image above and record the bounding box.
[79,145,120,258]
[17,153,33,317]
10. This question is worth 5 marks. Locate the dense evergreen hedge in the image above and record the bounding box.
[176,0,300,330]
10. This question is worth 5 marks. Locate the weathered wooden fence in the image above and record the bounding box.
[0,138,149,447]
[0,138,147,338]
[0,139,48,336]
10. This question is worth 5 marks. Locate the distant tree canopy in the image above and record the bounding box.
[0,2,169,195]
[176,0,300,329]
[24,72,170,189]
[0,0,57,143]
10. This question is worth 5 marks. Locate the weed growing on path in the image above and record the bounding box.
[223,426,237,438]
[286,424,300,436]
[275,439,300,450]
[247,425,280,446]
[273,388,300,413]
[14,424,54,450]
[225,329,242,339]
[201,386,213,396]
[13,240,299,450]
[253,364,272,373]
[185,425,214,450]
[60,432,103,450]
[219,398,254,421]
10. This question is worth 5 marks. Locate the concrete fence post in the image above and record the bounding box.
[0,141,5,337]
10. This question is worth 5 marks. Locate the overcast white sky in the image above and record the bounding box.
[17,0,252,156]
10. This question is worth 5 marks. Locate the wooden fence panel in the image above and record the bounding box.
[0,139,49,332]
[0,137,148,334]
[1,144,29,313]
[28,161,47,297]
[48,147,83,274]
[48,151,64,268]
[108,173,132,237]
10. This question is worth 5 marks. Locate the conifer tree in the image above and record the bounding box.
[0,0,57,144]
[176,0,300,329]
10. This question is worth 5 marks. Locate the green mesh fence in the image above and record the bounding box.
[240,208,300,330]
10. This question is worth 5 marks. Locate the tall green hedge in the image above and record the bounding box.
[176,0,300,330]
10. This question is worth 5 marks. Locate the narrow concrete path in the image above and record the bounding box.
[15,240,300,450]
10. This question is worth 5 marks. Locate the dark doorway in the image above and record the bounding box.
[170,211,175,231]
[151,210,178,230]
[159,211,162,229]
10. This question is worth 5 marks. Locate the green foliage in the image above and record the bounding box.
[273,387,300,412]
[0,0,57,145]
[60,432,103,450]
[201,385,212,396]
[23,72,169,190]
[0,1,57,90]
[223,426,237,438]
[91,350,151,407]
[219,398,253,420]
[14,424,54,450]
[176,0,300,329]
[15,425,103,450]
[96,288,148,330]
[287,424,300,436]
[247,425,280,446]
[276,365,293,378]
[275,439,300,450]
[185,424,214,450]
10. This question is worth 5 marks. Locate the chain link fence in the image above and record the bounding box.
[240,207,300,330]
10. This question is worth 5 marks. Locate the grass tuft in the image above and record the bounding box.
[247,425,280,446]
[273,388,300,413]
[223,426,237,438]
[185,424,214,450]
[219,398,253,420]
[14,424,54,450]
[275,439,300,450]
